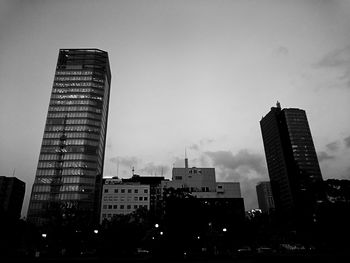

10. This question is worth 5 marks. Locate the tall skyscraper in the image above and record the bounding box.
[260,102,324,226]
[256,181,275,214]
[28,49,111,226]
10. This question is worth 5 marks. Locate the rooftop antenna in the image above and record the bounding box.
[132,166,135,176]
[12,168,16,177]
[185,148,189,169]
[276,101,281,109]
[117,159,119,178]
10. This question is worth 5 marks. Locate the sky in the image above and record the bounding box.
[0,0,350,217]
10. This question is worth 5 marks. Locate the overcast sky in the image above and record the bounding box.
[1,0,350,216]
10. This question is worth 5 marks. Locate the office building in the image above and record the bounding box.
[27,49,111,226]
[162,157,245,222]
[260,102,324,225]
[256,181,275,214]
[122,173,164,216]
[0,176,25,219]
[100,178,150,223]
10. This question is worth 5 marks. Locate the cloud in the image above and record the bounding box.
[189,144,199,151]
[315,45,350,88]
[204,149,268,210]
[344,136,350,148]
[138,162,170,176]
[326,141,339,152]
[317,151,335,162]
[110,156,140,168]
[272,46,289,57]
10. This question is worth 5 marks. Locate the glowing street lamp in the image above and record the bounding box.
[155,223,159,228]
[222,228,227,232]
[41,233,47,238]
[93,229,99,234]
[160,231,163,235]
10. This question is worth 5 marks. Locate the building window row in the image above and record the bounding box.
[51,94,103,101]
[42,139,99,147]
[50,99,102,107]
[103,196,148,202]
[52,87,104,95]
[104,188,148,194]
[56,70,93,76]
[53,82,104,89]
[49,106,102,114]
[44,132,100,140]
[45,125,101,133]
[55,76,93,81]
[102,204,148,210]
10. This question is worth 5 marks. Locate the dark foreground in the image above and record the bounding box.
[2,253,350,263]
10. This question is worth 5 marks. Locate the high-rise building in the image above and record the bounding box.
[0,176,25,219]
[260,102,324,226]
[27,49,111,226]
[256,181,275,214]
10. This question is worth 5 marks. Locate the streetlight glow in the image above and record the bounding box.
[42,233,47,238]
[155,223,159,228]
[94,229,99,234]
[222,228,227,232]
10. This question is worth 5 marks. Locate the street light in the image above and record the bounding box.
[160,231,163,235]
[93,229,99,234]
[155,223,159,228]
[222,228,227,232]
[41,233,47,238]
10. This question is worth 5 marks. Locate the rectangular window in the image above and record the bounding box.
[128,189,132,193]
[144,189,148,193]
[108,205,112,209]
[113,205,118,209]
[114,189,118,193]
[139,197,143,201]
[134,205,138,209]
[120,205,124,209]
[127,205,131,209]
[103,205,107,209]
[134,189,138,193]
[121,189,125,193]
[144,197,148,201]
[104,189,108,193]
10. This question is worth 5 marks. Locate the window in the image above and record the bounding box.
[121,189,125,193]
[120,205,124,209]
[134,205,138,209]
[144,197,148,201]
[108,205,112,209]
[134,189,138,193]
[128,189,132,193]
[134,197,138,201]
[139,197,143,201]
[103,205,107,209]
[104,189,108,193]
[114,189,118,193]
[175,176,182,180]
[144,189,148,193]
[113,205,118,209]
[127,205,131,209]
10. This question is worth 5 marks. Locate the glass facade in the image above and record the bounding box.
[260,104,323,225]
[27,49,111,226]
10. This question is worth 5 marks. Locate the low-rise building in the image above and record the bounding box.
[100,178,150,223]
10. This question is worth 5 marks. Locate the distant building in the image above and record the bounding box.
[0,176,25,219]
[163,157,241,199]
[27,49,111,226]
[256,181,275,214]
[100,178,150,223]
[260,102,324,226]
[162,157,245,222]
